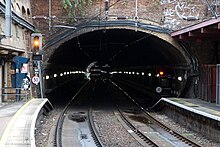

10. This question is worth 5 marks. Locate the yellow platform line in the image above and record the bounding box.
[0,98,35,147]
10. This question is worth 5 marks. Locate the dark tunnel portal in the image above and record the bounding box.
[48,29,187,69]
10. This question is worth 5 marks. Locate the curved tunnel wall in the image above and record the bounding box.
[42,21,194,100]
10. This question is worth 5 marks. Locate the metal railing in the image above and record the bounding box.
[1,87,30,102]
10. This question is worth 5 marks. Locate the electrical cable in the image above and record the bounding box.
[109,34,152,61]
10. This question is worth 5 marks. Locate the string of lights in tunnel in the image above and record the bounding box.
[44,70,183,82]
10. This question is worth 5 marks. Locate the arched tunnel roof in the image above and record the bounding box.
[44,21,191,71]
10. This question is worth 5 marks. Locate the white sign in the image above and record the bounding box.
[21,64,28,73]
[32,76,40,85]
[23,77,30,90]
[156,87,162,93]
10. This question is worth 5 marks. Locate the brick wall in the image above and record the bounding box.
[31,0,216,35]
[30,0,220,64]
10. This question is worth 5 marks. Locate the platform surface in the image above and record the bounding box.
[0,101,25,140]
[161,98,220,121]
[0,98,49,147]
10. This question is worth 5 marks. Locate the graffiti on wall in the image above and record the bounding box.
[161,0,200,29]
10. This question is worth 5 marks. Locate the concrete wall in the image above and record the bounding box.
[161,102,220,142]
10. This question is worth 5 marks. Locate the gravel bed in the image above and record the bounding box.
[150,112,220,147]
[35,107,62,147]
[93,110,142,147]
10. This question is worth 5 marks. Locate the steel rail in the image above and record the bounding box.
[104,80,159,146]
[54,80,90,147]
[115,104,159,147]
[110,80,202,147]
[88,107,105,147]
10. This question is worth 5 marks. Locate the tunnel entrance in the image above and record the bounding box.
[47,28,189,68]
[43,21,194,103]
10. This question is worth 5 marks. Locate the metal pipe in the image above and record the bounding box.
[5,0,12,37]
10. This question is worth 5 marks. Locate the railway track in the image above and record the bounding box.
[53,78,201,147]
[54,80,103,147]
[109,79,201,147]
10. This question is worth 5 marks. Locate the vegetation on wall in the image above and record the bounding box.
[62,0,93,19]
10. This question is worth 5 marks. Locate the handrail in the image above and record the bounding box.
[1,87,30,102]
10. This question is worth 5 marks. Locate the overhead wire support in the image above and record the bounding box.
[135,0,138,32]
[105,0,109,18]
[203,0,218,18]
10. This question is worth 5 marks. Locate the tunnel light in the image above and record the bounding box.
[67,72,69,75]
[46,75,50,80]
[119,71,122,74]
[54,74,57,78]
[60,73,63,77]
[156,74,159,77]
[132,72,135,75]
[148,73,151,77]
[141,72,144,76]
[178,76,182,81]
[136,72,139,75]
[64,72,66,75]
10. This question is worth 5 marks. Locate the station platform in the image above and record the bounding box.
[0,98,53,147]
[152,97,220,142]
[159,98,220,121]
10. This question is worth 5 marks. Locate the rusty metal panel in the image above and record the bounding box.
[199,64,216,102]
[217,64,220,105]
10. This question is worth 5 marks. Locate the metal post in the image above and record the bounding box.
[49,0,51,31]
[5,0,12,37]
[135,0,138,32]
[216,64,220,106]
[38,61,43,98]
[135,0,138,18]
[105,0,109,17]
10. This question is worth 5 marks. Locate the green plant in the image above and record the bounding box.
[62,0,93,19]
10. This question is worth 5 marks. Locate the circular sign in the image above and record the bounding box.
[32,76,40,85]
[156,87,162,93]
